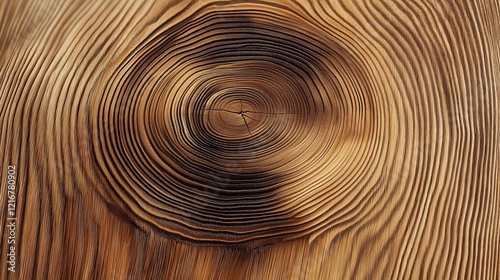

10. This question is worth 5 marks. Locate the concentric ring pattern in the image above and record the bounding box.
[91,5,378,245]
[1,0,499,278]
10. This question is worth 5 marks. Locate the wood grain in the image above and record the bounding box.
[1,0,499,279]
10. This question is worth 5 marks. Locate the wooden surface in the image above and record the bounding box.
[1,0,499,279]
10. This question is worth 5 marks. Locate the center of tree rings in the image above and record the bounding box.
[93,5,376,247]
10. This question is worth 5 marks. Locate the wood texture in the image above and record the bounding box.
[1,0,499,279]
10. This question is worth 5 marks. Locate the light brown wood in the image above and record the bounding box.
[1,0,499,279]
